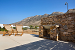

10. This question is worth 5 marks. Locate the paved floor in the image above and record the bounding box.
[0,33,75,50]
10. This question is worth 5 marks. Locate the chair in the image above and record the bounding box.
[3,24,13,36]
[15,25,23,36]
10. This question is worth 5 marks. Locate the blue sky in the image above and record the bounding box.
[0,0,75,24]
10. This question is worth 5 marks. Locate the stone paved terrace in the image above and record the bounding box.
[0,33,75,50]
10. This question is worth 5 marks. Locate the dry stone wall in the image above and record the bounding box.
[40,13,75,42]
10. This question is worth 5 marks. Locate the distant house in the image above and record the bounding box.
[0,24,30,29]
[11,25,30,28]
[0,24,4,28]
[11,25,16,27]
[23,26,30,28]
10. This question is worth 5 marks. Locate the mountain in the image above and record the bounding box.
[12,9,75,26]
[12,12,64,26]
[66,9,75,13]
[12,14,49,26]
[51,12,64,16]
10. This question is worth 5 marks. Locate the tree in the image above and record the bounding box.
[35,26,39,29]
[29,25,33,29]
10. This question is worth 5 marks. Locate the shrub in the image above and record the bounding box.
[13,27,16,29]
[23,27,27,30]
[1,27,5,31]
[29,25,33,29]
[1,28,5,31]
[0,27,1,31]
[31,27,35,29]
[3,27,5,29]
[35,26,39,29]
[1,27,8,31]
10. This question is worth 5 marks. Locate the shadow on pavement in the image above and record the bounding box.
[5,39,75,50]
[30,34,39,37]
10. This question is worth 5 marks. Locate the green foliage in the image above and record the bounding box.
[23,27,27,30]
[0,27,8,31]
[3,27,5,29]
[13,27,16,29]
[29,25,33,29]
[35,26,39,29]
[31,27,35,29]
[1,27,8,31]
[0,27,1,31]
[1,28,5,31]
[1,27,5,31]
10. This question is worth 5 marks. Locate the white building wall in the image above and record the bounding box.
[11,25,16,27]
[0,24,4,28]
[23,26,30,28]
[0,24,30,28]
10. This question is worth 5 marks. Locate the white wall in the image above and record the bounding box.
[11,25,16,27]
[0,24,4,28]
[11,25,30,28]
[23,26,30,28]
[0,24,30,28]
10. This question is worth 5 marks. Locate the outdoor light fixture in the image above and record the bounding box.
[65,2,68,11]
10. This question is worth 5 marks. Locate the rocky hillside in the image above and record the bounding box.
[12,12,64,26]
[66,9,75,13]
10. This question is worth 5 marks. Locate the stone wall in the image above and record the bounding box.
[40,13,75,42]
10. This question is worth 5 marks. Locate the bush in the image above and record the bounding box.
[1,27,8,31]
[23,27,27,30]
[29,25,33,29]
[1,28,5,31]
[13,27,16,29]
[31,27,35,29]
[3,27,5,29]
[1,27,5,31]
[0,27,1,31]
[35,26,39,29]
